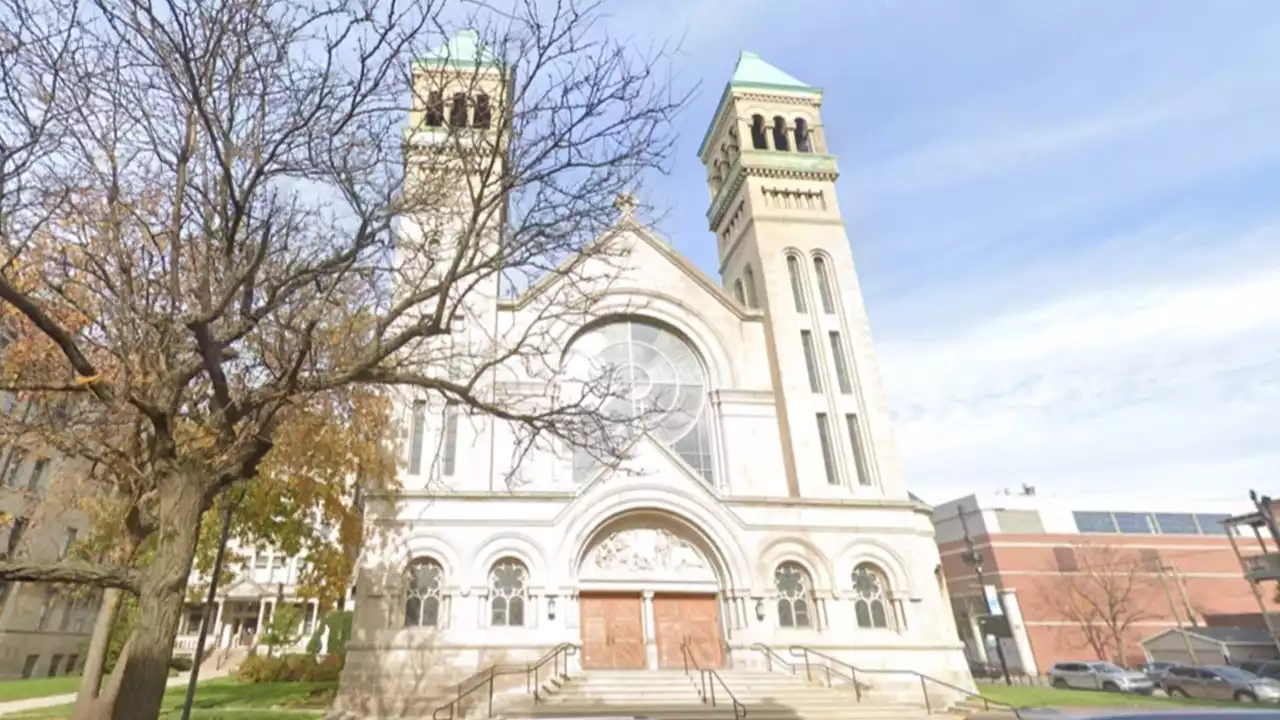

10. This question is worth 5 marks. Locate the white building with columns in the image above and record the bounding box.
[338,34,971,710]
[175,541,327,658]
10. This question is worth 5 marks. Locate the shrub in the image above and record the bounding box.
[236,652,342,683]
[169,655,194,672]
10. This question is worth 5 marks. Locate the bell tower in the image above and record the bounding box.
[699,51,908,500]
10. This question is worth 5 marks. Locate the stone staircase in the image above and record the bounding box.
[495,668,959,720]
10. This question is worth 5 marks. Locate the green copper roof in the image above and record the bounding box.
[416,29,499,69]
[730,51,809,89]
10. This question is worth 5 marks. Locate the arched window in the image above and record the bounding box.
[449,93,468,126]
[786,255,806,312]
[403,558,443,627]
[750,115,768,150]
[794,118,812,153]
[473,94,492,128]
[771,116,789,152]
[775,562,813,628]
[425,91,444,127]
[733,279,746,305]
[489,558,528,626]
[743,265,759,309]
[561,320,715,483]
[812,256,835,314]
[852,564,891,629]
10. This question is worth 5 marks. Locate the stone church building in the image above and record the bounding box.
[339,31,971,710]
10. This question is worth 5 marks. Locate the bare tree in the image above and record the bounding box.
[1040,544,1158,667]
[0,0,687,716]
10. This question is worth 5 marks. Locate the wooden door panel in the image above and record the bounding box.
[652,595,723,670]
[579,593,645,670]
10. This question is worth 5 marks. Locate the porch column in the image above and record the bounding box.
[967,613,989,663]
[642,591,657,670]
[255,597,267,644]
[999,589,1037,675]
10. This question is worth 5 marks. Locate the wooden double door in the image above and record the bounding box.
[579,592,723,670]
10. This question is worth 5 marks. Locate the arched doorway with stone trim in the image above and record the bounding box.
[568,509,732,671]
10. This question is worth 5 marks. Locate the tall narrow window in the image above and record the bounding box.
[794,118,812,153]
[771,116,789,151]
[6,516,28,555]
[800,331,821,393]
[449,93,468,126]
[845,414,871,486]
[786,255,806,312]
[442,402,459,476]
[743,266,759,309]
[425,91,444,126]
[750,115,767,150]
[408,399,426,475]
[816,413,838,485]
[473,94,491,128]
[26,458,48,492]
[733,279,745,305]
[828,332,852,394]
[813,257,835,314]
[4,448,26,486]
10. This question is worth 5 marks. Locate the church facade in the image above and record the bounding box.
[339,33,971,709]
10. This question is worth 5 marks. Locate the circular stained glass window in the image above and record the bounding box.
[562,320,714,483]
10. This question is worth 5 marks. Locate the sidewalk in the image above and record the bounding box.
[0,668,230,717]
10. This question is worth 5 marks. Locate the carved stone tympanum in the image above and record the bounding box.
[581,528,714,581]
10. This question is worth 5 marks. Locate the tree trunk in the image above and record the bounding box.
[99,479,207,720]
[71,588,122,720]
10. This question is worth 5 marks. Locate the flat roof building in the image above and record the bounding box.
[932,488,1280,674]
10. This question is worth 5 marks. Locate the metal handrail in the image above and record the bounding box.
[749,643,799,675]
[681,639,747,720]
[788,645,1020,719]
[432,643,579,720]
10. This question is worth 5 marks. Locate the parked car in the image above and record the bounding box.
[1162,665,1280,703]
[1048,661,1156,694]
[1138,660,1177,684]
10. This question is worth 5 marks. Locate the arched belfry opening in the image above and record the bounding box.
[572,509,732,671]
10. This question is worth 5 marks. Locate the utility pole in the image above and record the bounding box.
[958,506,1012,685]
[1156,564,1199,665]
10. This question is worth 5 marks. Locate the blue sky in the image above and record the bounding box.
[603,1,1280,503]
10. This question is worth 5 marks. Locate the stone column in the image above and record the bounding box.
[255,598,267,646]
[999,589,1037,675]
[642,591,657,670]
[212,599,225,648]
[967,614,989,663]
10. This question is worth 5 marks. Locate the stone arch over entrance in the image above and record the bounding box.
[570,508,732,672]
[574,509,726,592]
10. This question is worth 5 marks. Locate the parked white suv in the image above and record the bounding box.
[1048,661,1156,694]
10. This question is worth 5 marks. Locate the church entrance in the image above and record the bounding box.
[579,593,646,670]
[652,594,723,669]
[574,511,731,671]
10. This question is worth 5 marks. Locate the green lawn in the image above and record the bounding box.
[977,682,1240,709]
[8,678,336,719]
[0,676,84,703]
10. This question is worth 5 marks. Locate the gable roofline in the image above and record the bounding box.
[1140,626,1275,647]
[497,218,763,322]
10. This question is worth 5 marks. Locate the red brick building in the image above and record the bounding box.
[932,490,1280,674]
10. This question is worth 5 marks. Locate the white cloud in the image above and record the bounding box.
[880,260,1280,504]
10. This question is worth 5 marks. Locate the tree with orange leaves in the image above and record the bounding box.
[0,0,683,717]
